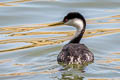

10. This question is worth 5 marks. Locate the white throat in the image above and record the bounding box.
[65,18,84,39]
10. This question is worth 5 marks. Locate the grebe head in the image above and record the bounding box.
[48,12,86,29]
[48,12,86,43]
[63,12,86,31]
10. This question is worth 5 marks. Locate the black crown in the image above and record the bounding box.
[63,12,86,26]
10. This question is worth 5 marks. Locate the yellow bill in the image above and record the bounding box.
[47,21,64,26]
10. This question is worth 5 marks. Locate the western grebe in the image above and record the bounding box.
[49,12,94,65]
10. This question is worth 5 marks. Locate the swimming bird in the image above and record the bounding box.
[49,12,94,65]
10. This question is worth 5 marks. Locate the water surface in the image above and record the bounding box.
[0,0,120,80]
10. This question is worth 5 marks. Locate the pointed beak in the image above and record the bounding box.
[47,21,64,26]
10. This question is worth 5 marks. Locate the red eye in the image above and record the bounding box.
[65,19,68,22]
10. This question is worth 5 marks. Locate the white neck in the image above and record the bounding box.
[65,18,84,41]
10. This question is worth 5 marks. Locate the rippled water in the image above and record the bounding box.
[0,0,120,80]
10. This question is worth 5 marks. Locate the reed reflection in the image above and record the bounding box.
[0,28,120,53]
